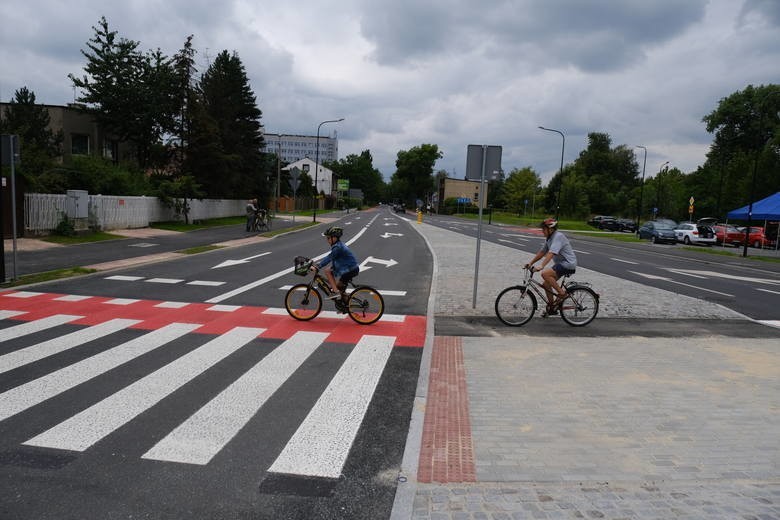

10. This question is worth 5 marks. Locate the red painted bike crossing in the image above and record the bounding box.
[0,290,426,347]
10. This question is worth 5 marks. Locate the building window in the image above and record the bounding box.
[71,134,90,155]
[302,164,310,172]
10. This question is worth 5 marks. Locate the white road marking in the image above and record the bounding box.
[756,288,780,295]
[0,314,83,343]
[0,318,140,374]
[155,301,191,309]
[0,323,199,422]
[105,275,144,281]
[146,278,184,284]
[24,326,265,452]
[187,280,226,286]
[629,271,733,297]
[206,304,242,312]
[53,295,93,302]
[0,310,26,320]
[663,269,780,286]
[758,320,780,329]
[212,252,271,269]
[610,257,639,265]
[268,334,395,479]
[104,298,140,306]
[142,331,329,465]
[2,291,43,298]
[573,249,591,255]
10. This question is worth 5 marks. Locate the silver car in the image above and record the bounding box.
[674,223,716,246]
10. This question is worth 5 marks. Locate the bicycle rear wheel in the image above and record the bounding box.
[285,284,322,321]
[347,286,384,325]
[495,285,536,326]
[559,286,599,326]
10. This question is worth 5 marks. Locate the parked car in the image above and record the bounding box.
[393,202,405,213]
[617,218,637,233]
[597,217,623,231]
[737,226,771,248]
[712,224,744,247]
[674,222,716,246]
[587,215,615,227]
[637,220,678,244]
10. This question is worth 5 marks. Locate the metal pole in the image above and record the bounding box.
[9,135,18,280]
[538,126,565,219]
[655,161,669,217]
[635,145,646,227]
[313,118,344,223]
[472,145,487,308]
[276,138,281,214]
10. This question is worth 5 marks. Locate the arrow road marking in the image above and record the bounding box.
[628,271,733,297]
[664,269,780,286]
[212,252,271,269]
[381,232,404,238]
[359,256,399,271]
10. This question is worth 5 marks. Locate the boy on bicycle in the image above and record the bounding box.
[525,218,577,314]
[314,226,360,302]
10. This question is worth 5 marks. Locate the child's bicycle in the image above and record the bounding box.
[494,266,599,327]
[285,256,385,325]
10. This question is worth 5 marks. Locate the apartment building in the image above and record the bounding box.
[262,132,339,164]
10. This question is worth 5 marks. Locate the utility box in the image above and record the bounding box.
[66,190,89,219]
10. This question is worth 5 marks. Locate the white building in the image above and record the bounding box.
[282,158,335,195]
[262,132,339,164]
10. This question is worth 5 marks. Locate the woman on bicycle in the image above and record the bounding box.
[524,218,577,314]
[314,226,360,301]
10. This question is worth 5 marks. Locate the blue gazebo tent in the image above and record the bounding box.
[727,192,780,221]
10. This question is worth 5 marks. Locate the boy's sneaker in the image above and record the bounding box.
[326,291,342,300]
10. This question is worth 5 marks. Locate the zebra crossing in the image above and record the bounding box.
[0,289,425,481]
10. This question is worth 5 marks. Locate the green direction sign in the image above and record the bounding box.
[337,179,349,191]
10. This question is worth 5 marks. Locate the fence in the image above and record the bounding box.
[24,193,246,235]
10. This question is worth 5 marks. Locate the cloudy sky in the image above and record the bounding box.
[2,0,779,183]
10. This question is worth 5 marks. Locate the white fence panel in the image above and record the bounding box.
[24,193,245,235]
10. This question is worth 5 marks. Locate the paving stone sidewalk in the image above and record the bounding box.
[394,222,780,520]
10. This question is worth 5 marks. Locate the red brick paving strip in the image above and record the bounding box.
[417,336,476,482]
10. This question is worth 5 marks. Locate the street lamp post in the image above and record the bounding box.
[538,126,565,220]
[313,118,344,223]
[635,145,647,227]
[655,161,669,217]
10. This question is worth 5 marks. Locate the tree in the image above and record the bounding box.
[391,144,442,204]
[186,50,265,199]
[69,17,180,169]
[327,150,386,204]
[502,167,541,215]
[0,87,63,192]
[701,84,780,212]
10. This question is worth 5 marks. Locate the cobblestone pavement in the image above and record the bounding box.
[393,222,780,520]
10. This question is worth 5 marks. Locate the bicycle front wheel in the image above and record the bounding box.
[559,286,599,327]
[347,286,384,325]
[285,284,322,321]
[495,286,536,326]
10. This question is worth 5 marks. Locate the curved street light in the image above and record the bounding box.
[538,126,565,220]
[313,118,344,223]
[635,145,647,227]
[655,161,669,217]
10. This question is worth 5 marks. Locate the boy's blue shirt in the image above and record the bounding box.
[318,240,359,277]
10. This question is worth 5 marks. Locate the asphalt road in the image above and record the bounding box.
[0,209,429,520]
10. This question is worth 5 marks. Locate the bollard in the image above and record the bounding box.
[417,210,422,224]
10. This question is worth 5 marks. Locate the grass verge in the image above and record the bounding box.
[1,267,98,288]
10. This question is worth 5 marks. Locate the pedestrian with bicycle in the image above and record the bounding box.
[524,218,577,315]
[245,198,258,232]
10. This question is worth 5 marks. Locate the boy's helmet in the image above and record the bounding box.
[323,226,343,238]
[541,218,558,229]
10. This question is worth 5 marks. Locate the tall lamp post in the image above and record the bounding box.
[538,126,565,220]
[313,118,344,223]
[635,145,647,227]
[655,161,669,217]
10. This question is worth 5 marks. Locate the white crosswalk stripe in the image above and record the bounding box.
[143,330,329,465]
[0,323,199,422]
[268,334,395,478]
[24,326,265,452]
[0,318,140,375]
[0,314,83,343]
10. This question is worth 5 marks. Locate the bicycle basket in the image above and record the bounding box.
[293,256,312,276]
